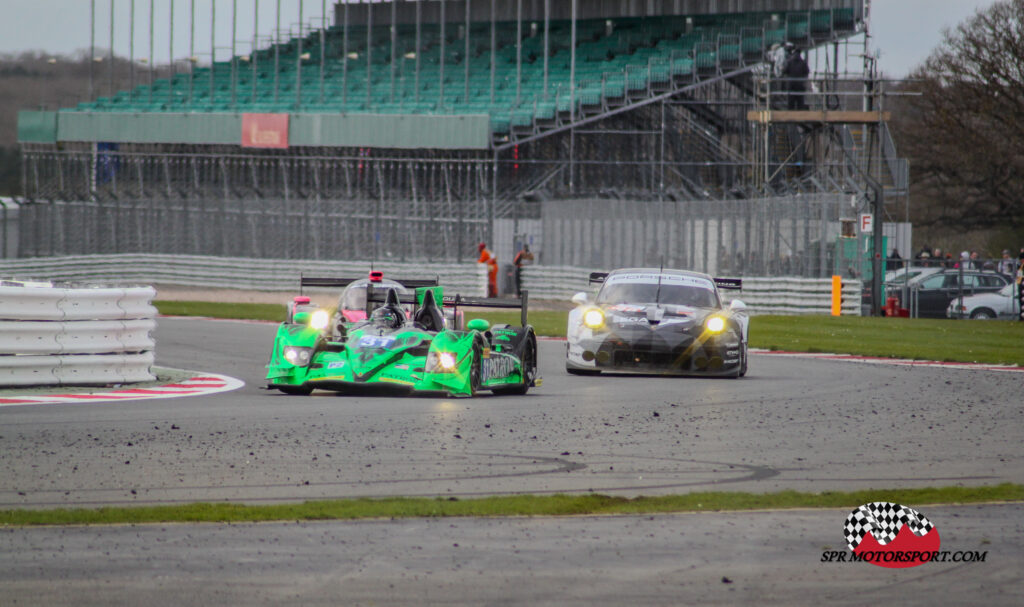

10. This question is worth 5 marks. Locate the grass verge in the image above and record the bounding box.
[3,484,1021,526]
[155,302,1024,367]
[751,315,1024,366]
[155,300,286,322]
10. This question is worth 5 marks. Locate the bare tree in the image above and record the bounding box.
[892,0,1024,231]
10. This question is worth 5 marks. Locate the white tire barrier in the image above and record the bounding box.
[0,255,859,315]
[0,285,156,387]
[0,255,488,297]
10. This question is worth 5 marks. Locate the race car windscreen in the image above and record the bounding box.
[340,280,410,311]
[596,282,719,308]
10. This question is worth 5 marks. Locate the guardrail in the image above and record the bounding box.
[0,255,488,297]
[0,284,156,386]
[522,266,861,315]
[0,255,859,315]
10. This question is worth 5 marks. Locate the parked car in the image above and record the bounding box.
[863,266,944,312]
[947,282,1022,320]
[904,270,1012,318]
[885,265,943,285]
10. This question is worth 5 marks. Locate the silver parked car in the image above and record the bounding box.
[947,282,1022,320]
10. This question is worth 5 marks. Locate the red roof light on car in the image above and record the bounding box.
[369,271,384,283]
[293,296,311,304]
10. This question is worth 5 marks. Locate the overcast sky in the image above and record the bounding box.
[0,0,1002,77]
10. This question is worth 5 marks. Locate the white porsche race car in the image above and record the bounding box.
[566,268,749,378]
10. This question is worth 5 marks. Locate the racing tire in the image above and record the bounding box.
[731,345,748,379]
[277,385,313,396]
[495,340,534,396]
[970,308,996,320]
[469,342,483,396]
[566,366,601,376]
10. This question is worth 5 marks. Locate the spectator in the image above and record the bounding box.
[997,249,1015,275]
[969,250,982,270]
[770,43,787,79]
[512,244,534,296]
[783,46,810,110]
[477,242,499,298]
[944,252,954,268]
[957,251,970,269]
[889,248,903,271]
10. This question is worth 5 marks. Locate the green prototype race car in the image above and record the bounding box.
[266,285,541,398]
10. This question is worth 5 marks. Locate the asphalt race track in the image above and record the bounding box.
[1,317,1022,605]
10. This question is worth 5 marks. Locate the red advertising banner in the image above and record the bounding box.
[241,113,289,149]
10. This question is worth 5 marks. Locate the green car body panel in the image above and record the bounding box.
[266,286,539,397]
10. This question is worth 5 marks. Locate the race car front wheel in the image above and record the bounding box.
[277,385,313,396]
[731,345,748,379]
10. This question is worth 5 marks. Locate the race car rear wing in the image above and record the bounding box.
[443,291,530,328]
[298,273,439,294]
[364,287,531,327]
[590,271,741,291]
[713,278,743,290]
[364,285,421,315]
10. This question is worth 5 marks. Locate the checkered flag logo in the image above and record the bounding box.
[844,502,935,551]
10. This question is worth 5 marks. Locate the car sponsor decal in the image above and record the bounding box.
[605,273,714,290]
[327,361,346,369]
[481,353,517,381]
[609,304,645,313]
[358,335,396,349]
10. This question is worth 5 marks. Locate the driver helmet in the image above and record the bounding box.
[370,306,401,329]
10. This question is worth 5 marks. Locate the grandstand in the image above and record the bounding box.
[65,5,858,142]
[15,0,905,281]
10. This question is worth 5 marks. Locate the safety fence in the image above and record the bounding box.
[538,194,848,277]
[2,255,859,315]
[522,266,861,315]
[0,284,157,387]
[0,254,489,297]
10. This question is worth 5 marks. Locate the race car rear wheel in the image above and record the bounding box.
[277,385,313,396]
[469,342,483,396]
[495,340,534,396]
[970,308,996,320]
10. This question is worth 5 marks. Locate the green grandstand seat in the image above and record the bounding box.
[59,9,859,136]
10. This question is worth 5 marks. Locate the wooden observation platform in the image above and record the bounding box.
[747,110,891,124]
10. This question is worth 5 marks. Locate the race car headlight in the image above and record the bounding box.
[582,308,606,330]
[283,346,314,366]
[310,309,330,330]
[704,315,726,334]
[425,351,458,373]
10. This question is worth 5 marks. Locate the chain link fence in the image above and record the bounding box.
[19,150,498,262]
[537,194,847,277]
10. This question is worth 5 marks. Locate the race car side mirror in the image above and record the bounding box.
[729,299,748,312]
[571,292,589,306]
[467,318,490,332]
